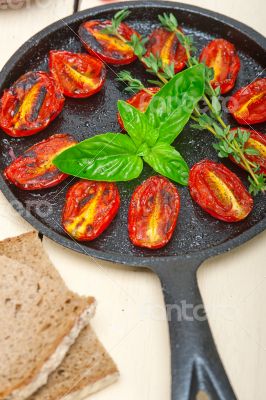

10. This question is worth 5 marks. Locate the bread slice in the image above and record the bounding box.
[0,231,63,282]
[28,324,119,400]
[0,254,96,400]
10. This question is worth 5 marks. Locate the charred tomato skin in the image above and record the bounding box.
[189,160,253,223]
[62,180,120,241]
[229,128,266,174]
[199,39,240,94]
[49,50,106,98]
[117,87,160,130]
[128,176,180,249]
[144,27,187,73]
[228,78,266,125]
[4,133,77,190]
[78,20,139,65]
[0,71,65,137]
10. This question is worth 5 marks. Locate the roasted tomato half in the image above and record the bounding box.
[78,20,139,65]
[229,128,266,174]
[189,160,253,222]
[0,71,65,137]
[62,180,120,241]
[228,78,266,125]
[49,51,106,98]
[144,27,187,73]
[199,39,240,94]
[128,176,180,249]
[117,87,160,130]
[4,134,77,190]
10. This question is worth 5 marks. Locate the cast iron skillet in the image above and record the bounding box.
[0,1,265,399]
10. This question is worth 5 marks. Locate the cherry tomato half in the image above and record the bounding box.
[229,128,266,174]
[4,134,77,190]
[78,20,139,65]
[228,78,266,125]
[128,176,180,249]
[62,180,120,241]
[117,87,160,130]
[49,51,106,98]
[199,39,240,94]
[189,160,253,222]
[144,27,187,74]
[0,71,65,137]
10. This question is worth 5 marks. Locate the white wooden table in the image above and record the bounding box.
[0,1,265,399]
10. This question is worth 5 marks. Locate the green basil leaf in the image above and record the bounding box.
[117,100,159,147]
[145,64,205,144]
[53,133,143,182]
[144,142,189,185]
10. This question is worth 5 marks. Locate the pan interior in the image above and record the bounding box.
[0,3,265,260]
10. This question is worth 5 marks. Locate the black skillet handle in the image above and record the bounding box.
[155,259,237,400]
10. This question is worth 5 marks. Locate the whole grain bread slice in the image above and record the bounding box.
[0,231,62,282]
[0,254,95,400]
[28,324,119,400]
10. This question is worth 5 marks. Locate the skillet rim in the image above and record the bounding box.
[0,0,265,268]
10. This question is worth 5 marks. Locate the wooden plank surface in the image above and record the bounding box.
[0,1,265,399]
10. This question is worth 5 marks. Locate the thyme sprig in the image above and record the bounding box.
[116,70,157,95]
[127,33,148,58]
[116,70,146,93]
[158,13,196,59]
[158,12,265,194]
[249,174,266,196]
[128,34,173,83]
[101,8,131,36]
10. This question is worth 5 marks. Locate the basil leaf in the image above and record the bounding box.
[53,133,143,182]
[144,142,189,185]
[117,100,159,147]
[145,64,205,144]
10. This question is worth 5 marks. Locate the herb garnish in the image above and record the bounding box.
[54,65,205,185]
[116,70,149,93]
[101,8,131,36]
[112,9,265,194]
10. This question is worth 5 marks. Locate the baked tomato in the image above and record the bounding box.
[78,20,139,65]
[4,134,77,190]
[229,128,266,174]
[199,39,240,94]
[117,87,159,130]
[0,71,65,137]
[228,78,266,124]
[49,51,106,98]
[144,27,187,73]
[189,160,253,222]
[128,176,180,249]
[62,180,120,241]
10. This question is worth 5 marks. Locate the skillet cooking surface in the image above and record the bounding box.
[0,1,265,264]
